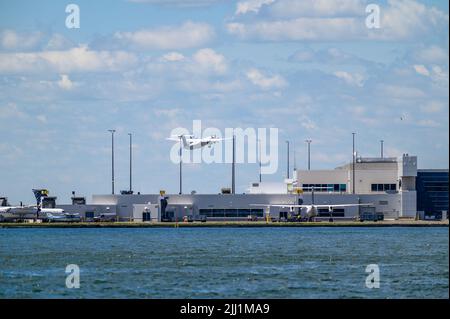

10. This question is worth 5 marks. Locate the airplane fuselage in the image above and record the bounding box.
[0,206,64,220]
[186,140,213,150]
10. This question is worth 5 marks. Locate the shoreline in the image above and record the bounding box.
[0,220,448,228]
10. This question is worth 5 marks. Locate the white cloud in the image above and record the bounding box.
[0,46,138,74]
[114,21,214,50]
[160,52,185,62]
[420,101,444,113]
[192,48,227,75]
[235,0,275,15]
[334,71,364,87]
[227,0,448,41]
[227,18,364,41]
[154,108,181,118]
[36,115,48,123]
[417,119,440,127]
[145,48,227,77]
[58,74,74,90]
[413,64,430,76]
[0,103,27,119]
[381,84,426,99]
[128,0,221,7]
[430,65,449,84]
[413,64,448,84]
[268,0,365,18]
[300,116,317,130]
[45,34,73,50]
[246,68,287,89]
[0,30,43,51]
[413,46,449,64]
[375,0,449,40]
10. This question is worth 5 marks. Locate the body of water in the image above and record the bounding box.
[0,227,448,298]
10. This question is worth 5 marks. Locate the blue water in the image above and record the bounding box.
[0,227,448,298]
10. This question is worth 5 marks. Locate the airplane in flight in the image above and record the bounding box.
[167,134,232,150]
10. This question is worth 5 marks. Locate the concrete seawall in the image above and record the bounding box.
[0,220,448,228]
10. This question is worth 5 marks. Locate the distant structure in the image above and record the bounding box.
[52,154,445,222]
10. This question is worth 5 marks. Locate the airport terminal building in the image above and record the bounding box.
[54,153,446,222]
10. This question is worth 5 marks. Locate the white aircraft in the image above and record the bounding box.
[167,134,232,150]
[251,185,373,220]
[45,212,80,222]
[250,203,372,220]
[0,189,64,221]
[0,205,65,221]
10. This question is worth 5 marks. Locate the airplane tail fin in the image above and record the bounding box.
[32,189,48,207]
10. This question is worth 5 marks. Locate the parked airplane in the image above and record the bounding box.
[250,203,372,220]
[167,134,232,150]
[0,206,65,221]
[0,189,64,221]
[45,212,81,222]
[251,187,372,220]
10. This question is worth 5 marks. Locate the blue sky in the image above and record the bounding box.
[0,0,448,204]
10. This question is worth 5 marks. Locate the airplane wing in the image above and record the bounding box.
[209,137,233,142]
[250,204,308,208]
[169,134,194,138]
[166,137,181,141]
[312,204,373,208]
[250,203,373,208]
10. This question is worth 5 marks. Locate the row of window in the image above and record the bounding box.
[302,184,347,192]
[371,184,397,192]
[317,212,345,217]
[199,209,264,217]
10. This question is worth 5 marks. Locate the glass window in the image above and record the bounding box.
[251,209,263,217]
[390,184,397,191]
[377,184,384,191]
[371,184,377,191]
[340,184,347,192]
[224,209,237,217]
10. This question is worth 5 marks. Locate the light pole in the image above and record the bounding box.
[108,129,116,195]
[352,132,356,194]
[179,136,182,195]
[380,140,384,158]
[232,133,235,194]
[128,133,133,193]
[286,140,290,179]
[258,138,262,183]
[305,139,312,170]
[293,143,297,171]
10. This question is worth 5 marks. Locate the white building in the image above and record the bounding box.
[58,154,418,221]
[247,154,417,219]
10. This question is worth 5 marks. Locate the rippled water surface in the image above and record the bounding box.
[0,227,448,298]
